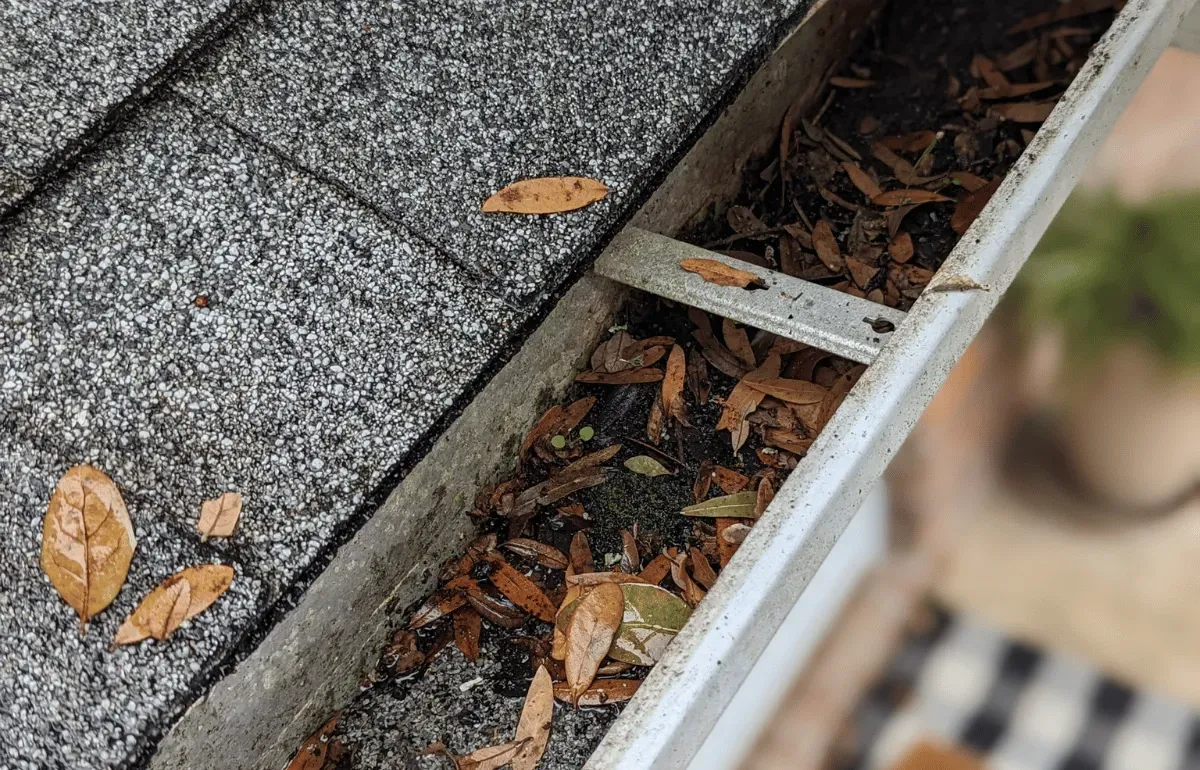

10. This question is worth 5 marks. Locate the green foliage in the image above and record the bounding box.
[1014,191,1200,370]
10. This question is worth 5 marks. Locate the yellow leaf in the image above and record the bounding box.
[565,582,624,706]
[196,491,242,541]
[482,176,607,214]
[513,666,553,770]
[40,465,137,632]
[114,564,235,645]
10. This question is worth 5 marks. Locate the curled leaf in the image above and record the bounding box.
[624,456,671,477]
[689,547,718,589]
[565,583,624,706]
[410,575,475,628]
[114,564,234,645]
[680,258,767,289]
[197,491,242,541]
[662,344,688,423]
[570,531,595,574]
[483,177,607,214]
[553,679,642,706]
[41,465,137,632]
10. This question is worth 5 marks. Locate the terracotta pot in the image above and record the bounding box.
[1056,342,1200,510]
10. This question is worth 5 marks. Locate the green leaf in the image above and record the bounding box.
[579,426,595,442]
[680,491,759,518]
[623,455,671,477]
[550,435,567,449]
[557,583,692,666]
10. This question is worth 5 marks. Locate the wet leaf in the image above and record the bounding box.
[811,219,844,271]
[743,377,829,405]
[993,101,1056,123]
[680,258,767,289]
[681,491,759,519]
[196,491,242,541]
[662,344,688,423]
[453,607,482,663]
[624,456,671,478]
[637,554,672,585]
[842,161,883,199]
[114,564,235,645]
[889,231,915,263]
[41,465,137,631]
[513,666,553,770]
[286,714,341,770]
[722,319,756,369]
[410,575,475,628]
[711,466,750,494]
[755,477,776,517]
[484,554,557,622]
[570,531,595,574]
[565,582,624,705]
[458,739,530,770]
[689,547,718,590]
[501,538,569,570]
[483,177,607,214]
[951,177,1003,234]
[575,368,664,385]
[553,679,641,706]
[466,584,529,629]
[384,630,425,675]
[872,189,952,207]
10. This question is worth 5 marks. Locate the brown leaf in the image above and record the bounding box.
[485,554,557,622]
[846,257,879,290]
[886,204,922,239]
[410,575,475,628]
[196,491,242,541]
[566,572,653,587]
[818,364,866,428]
[513,666,553,770]
[458,739,531,770]
[521,404,565,460]
[689,547,718,589]
[712,466,750,494]
[877,131,938,153]
[720,522,753,546]
[951,177,1003,234]
[668,552,706,606]
[829,76,876,88]
[979,81,1057,100]
[638,554,672,585]
[722,319,756,369]
[565,583,624,706]
[591,331,634,373]
[726,205,767,234]
[538,468,610,505]
[715,518,741,568]
[286,714,340,770]
[949,171,989,192]
[1009,0,1118,33]
[889,231,914,263]
[872,189,952,207]
[970,54,1010,90]
[575,368,664,385]
[993,101,1056,123]
[870,142,941,186]
[743,377,829,405]
[466,584,528,629]
[646,393,664,445]
[570,531,595,574]
[41,465,137,632]
[763,428,814,456]
[680,258,767,289]
[453,607,482,663]
[553,679,642,706]
[692,458,714,504]
[662,344,688,423]
[755,477,776,517]
[501,538,569,570]
[841,162,883,199]
[686,351,710,405]
[620,530,640,574]
[552,444,621,482]
[483,177,607,214]
[996,39,1040,70]
[384,630,425,675]
[717,354,782,449]
[114,564,234,645]
[810,219,844,272]
[693,323,751,379]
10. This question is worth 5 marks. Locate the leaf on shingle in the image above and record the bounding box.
[285,714,341,770]
[483,177,607,214]
[680,258,767,289]
[196,491,242,541]
[114,564,234,645]
[681,491,759,519]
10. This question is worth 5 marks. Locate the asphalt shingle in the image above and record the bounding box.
[176,0,812,301]
[0,94,520,770]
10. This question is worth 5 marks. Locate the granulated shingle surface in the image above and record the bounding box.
[0,95,520,770]
[176,0,811,301]
[0,0,248,211]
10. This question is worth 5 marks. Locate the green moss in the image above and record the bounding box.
[1013,191,1200,371]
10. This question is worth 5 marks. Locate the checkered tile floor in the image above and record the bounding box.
[834,608,1200,770]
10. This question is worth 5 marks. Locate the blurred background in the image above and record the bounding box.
[745,47,1200,770]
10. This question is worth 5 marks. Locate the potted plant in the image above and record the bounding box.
[1013,191,1200,512]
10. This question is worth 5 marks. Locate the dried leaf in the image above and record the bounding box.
[286,714,340,770]
[818,364,866,428]
[949,171,989,192]
[811,219,844,271]
[711,466,750,494]
[979,81,1057,100]
[971,54,1010,90]
[513,666,553,770]
[570,531,595,574]
[829,76,876,88]
[842,161,883,199]
[575,368,664,385]
[681,491,759,519]
[951,177,1003,234]
[638,554,672,585]
[870,142,941,186]
[565,583,624,705]
[1009,0,1118,33]
[722,319,757,369]
[41,465,137,631]
[763,428,814,455]
[552,444,621,482]
[680,258,767,289]
[755,477,776,517]
[467,584,529,629]
[592,332,635,373]
[686,351,710,405]
[993,101,1056,123]
[553,679,641,706]
[501,538,569,570]
[538,468,610,505]
[114,564,234,645]
[846,257,879,290]
[689,547,718,589]
[878,131,938,153]
[889,231,914,263]
[410,575,475,628]
[566,572,653,587]
[743,377,829,405]
[458,739,530,770]
[196,491,242,541]
[384,630,425,675]
[715,518,741,567]
[726,205,767,234]
[692,458,714,504]
[624,456,672,478]
[620,530,640,574]
[720,522,753,545]
[668,552,706,606]
[646,393,664,445]
[483,177,607,214]
[996,39,1040,70]
[872,189,952,207]
[662,344,688,424]
[522,405,565,460]
[485,554,557,622]
[717,354,782,450]
[453,607,482,663]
